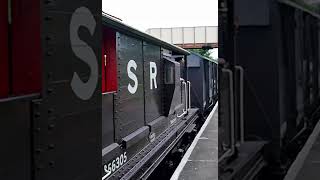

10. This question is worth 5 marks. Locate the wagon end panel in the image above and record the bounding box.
[102,26,117,150]
[163,57,184,118]
[35,1,102,180]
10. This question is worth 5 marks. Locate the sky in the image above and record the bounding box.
[102,0,218,32]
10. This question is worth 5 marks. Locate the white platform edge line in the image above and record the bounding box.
[284,119,320,180]
[170,102,218,180]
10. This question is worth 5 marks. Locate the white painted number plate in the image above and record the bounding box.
[102,152,127,180]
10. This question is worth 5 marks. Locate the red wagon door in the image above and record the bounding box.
[0,0,9,98]
[11,0,41,96]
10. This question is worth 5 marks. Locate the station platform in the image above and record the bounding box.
[171,103,218,180]
[284,119,320,180]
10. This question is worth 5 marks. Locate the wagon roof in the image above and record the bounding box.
[189,51,218,64]
[102,13,190,56]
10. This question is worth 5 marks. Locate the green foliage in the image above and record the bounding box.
[188,49,212,59]
[289,0,320,13]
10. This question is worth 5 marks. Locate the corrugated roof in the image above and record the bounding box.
[102,13,190,56]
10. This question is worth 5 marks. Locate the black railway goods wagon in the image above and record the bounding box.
[101,14,199,180]
[0,2,211,180]
[187,52,218,115]
[0,0,102,180]
[219,0,320,179]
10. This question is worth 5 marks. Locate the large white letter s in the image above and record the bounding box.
[127,60,138,94]
[70,7,98,100]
